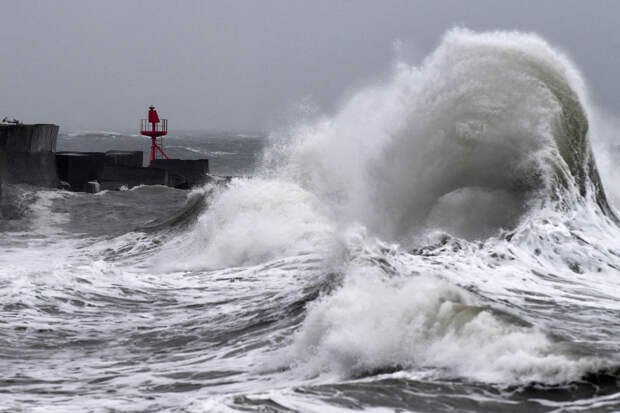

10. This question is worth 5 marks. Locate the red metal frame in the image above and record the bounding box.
[140,108,169,165]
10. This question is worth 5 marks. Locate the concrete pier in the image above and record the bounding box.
[0,124,210,192]
[56,152,105,187]
[99,164,168,190]
[56,152,209,191]
[104,151,143,168]
[0,124,59,187]
[150,159,210,189]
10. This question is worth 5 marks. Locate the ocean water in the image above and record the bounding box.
[2,29,620,412]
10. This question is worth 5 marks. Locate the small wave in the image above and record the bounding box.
[63,130,127,138]
[235,133,264,139]
[166,145,204,154]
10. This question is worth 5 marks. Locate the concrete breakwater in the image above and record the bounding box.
[56,151,210,191]
[1,124,210,192]
[0,124,59,188]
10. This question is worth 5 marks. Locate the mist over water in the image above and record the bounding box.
[2,29,620,412]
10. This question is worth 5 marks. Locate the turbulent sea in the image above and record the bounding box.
[3,29,620,412]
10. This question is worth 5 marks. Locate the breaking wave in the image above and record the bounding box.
[5,29,620,412]
[161,29,620,391]
[263,28,613,242]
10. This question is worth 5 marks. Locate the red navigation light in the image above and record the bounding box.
[140,106,169,165]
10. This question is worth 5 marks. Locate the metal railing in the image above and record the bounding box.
[140,118,168,133]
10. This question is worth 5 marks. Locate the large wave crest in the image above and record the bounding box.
[267,28,612,241]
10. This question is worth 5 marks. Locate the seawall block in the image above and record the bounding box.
[150,159,210,189]
[0,124,59,187]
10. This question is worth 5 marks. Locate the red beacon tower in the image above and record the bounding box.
[140,106,169,165]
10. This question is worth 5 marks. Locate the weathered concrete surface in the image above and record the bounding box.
[56,151,166,191]
[54,151,209,192]
[56,152,106,185]
[150,159,210,189]
[0,124,59,187]
[99,165,168,190]
[105,151,143,168]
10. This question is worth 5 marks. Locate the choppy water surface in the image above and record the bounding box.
[2,29,620,412]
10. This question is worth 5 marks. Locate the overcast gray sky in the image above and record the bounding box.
[1,0,619,132]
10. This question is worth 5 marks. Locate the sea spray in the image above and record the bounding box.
[285,268,600,384]
[266,29,612,242]
[4,29,620,412]
[157,178,335,270]
[257,29,620,386]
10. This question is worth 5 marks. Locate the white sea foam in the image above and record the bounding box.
[157,178,335,270]
[263,28,594,244]
[24,189,73,235]
[5,28,620,412]
[145,29,620,389]
[256,29,619,385]
[285,268,599,384]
